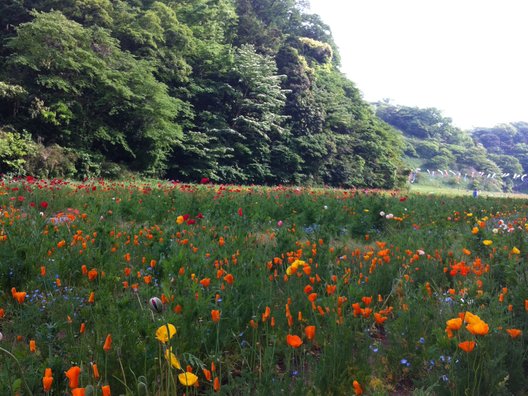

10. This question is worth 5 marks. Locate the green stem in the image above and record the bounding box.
[0,346,34,396]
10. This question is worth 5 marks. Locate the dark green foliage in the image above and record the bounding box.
[0,0,409,188]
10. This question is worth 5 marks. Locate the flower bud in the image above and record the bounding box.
[149,297,163,313]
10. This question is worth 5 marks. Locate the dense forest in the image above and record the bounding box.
[0,0,406,188]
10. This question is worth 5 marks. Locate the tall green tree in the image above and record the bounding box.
[4,11,184,175]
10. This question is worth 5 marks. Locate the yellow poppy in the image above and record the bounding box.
[156,324,176,343]
[178,372,198,386]
[164,349,181,369]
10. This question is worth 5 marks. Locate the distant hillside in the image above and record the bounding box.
[375,102,527,192]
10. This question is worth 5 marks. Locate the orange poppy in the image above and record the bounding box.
[262,306,271,322]
[466,320,489,336]
[374,313,387,325]
[101,385,111,396]
[65,366,81,388]
[361,296,372,306]
[88,269,98,281]
[202,368,212,381]
[42,368,53,392]
[353,380,363,395]
[200,278,211,288]
[458,341,476,352]
[223,273,234,285]
[323,284,335,296]
[103,334,112,352]
[214,376,221,392]
[88,292,95,304]
[13,291,26,304]
[286,334,303,348]
[29,339,36,352]
[506,328,522,339]
[72,388,85,396]
[92,362,100,379]
[305,325,316,341]
[211,310,221,323]
[446,317,462,331]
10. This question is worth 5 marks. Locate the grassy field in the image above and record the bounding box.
[410,183,528,199]
[0,178,527,395]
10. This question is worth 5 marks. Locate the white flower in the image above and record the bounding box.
[379,211,385,217]
[417,249,425,255]
[0,332,3,341]
[323,205,328,210]
[492,228,499,234]
[386,214,394,219]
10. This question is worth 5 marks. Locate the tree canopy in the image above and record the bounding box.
[1,0,407,187]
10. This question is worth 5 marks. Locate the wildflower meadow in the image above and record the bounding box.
[0,177,527,395]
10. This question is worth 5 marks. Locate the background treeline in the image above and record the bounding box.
[0,0,405,188]
[374,102,528,192]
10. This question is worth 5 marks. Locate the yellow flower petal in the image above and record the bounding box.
[483,240,493,246]
[156,324,176,343]
[164,349,181,369]
[178,372,198,386]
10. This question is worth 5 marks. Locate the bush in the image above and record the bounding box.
[0,127,36,175]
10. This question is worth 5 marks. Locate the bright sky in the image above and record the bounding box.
[308,0,528,129]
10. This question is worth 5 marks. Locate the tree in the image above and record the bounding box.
[225,44,291,183]
[4,11,184,176]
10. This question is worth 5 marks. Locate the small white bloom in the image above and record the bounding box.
[492,228,499,234]
[386,214,394,219]
[417,249,425,255]
[0,332,3,341]
[379,211,385,217]
[323,205,328,210]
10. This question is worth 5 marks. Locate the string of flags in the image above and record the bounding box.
[409,169,527,183]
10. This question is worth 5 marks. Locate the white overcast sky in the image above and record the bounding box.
[308,0,528,129]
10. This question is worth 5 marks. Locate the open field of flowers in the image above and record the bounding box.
[0,177,527,395]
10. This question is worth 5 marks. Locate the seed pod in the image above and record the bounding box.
[149,297,163,313]
[84,385,95,396]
